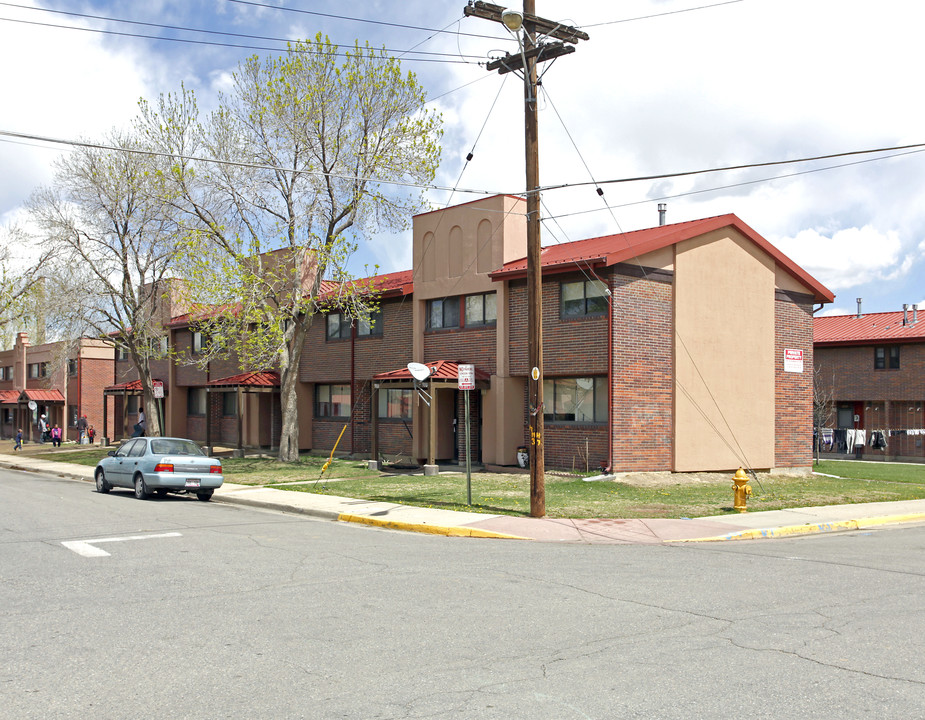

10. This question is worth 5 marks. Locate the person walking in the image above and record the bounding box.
[50,425,62,447]
[137,408,146,436]
[87,425,96,444]
[38,414,48,444]
[14,428,22,451]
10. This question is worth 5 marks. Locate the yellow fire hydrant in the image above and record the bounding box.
[732,467,751,512]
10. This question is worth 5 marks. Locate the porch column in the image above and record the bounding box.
[424,378,438,475]
[369,383,379,470]
[236,387,244,454]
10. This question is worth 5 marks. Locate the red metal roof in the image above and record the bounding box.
[104,379,167,393]
[320,269,414,303]
[21,389,65,403]
[815,311,925,345]
[373,360,490,382]
[206,371,280,388]
[489,214,835,303]
[0,390,19,404]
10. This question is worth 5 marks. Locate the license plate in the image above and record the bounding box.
[184,479,200,488]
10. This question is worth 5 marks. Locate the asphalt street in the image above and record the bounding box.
[3,468,924,719]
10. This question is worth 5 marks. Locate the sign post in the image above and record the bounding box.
[458,364,475,505]
[153,381,165,436]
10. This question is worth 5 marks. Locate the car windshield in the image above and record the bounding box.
[150,439,206,456]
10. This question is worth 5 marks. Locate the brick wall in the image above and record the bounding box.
[424,326,497,375]
[775,299,814,467]
[78,357,113,443]
[610,271,674,471]
[816,343,925,401]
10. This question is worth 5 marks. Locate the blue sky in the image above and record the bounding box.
[1,0,924,317]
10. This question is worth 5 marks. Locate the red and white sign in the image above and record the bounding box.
[153,380,164,399]
[784,349,804,373]
[458,364,475,390]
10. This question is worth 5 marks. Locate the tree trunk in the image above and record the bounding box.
[277,316,311,462]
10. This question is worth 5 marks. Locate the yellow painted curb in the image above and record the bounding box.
[337,513,529,540]
[676,513,925,543]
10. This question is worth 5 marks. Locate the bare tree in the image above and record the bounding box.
[813,363,836,465]
[139,36,443,461]
[28,129,182,437]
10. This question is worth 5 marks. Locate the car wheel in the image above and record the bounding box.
[155,488,169,498]
[95,469,111,494]
[134,474,149,500]
[196,490,214,502]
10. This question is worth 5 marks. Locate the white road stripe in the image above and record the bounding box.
[61,532,182,558]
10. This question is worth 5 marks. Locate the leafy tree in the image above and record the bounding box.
[139,35,442,461]
[0,226,53,347]
[27,129,182,437]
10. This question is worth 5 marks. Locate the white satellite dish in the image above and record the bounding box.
[407,362,432,382]
[27,400,37,411]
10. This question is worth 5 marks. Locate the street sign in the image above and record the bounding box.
[458,364,475,390]
[153,381,164,399]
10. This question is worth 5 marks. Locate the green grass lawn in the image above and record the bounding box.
[34,448,925,519]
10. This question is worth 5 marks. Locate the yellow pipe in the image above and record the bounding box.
[321,424,348,476]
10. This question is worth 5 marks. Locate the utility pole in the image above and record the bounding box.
[463,1,588,518]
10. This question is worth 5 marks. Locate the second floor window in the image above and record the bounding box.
[67,359,78,376]
[28,362,48,379]
[465,293,497,327]
[428,298,460,330]
[561,279,608,318]
[357,309,383,337]
[192,331,209,354]
[874,345,900,370]
[326,312,351,340]
[315,384,351,417]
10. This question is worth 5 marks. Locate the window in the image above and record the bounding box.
[326,312,351,340]
[427,298,460,329]
[561,279,608,317]
[543,377,608,423]
[187,388,207,416]
[357,309,383,337]
[222,392,237,416]
[0,367,5,381]
[192,331,209,354]
[315,384,351,418]
[67,359,78,376]
[378,388,413,419]
[465,293,497,327]
[150,336,169,356]
[117,346,129,361]
[128,439,147,457]
[68,405,78,427]
[874,345,900,370]
[2,408,11,424]
[28,362,48,379]
[126,395,139,414]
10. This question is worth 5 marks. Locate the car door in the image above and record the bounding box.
[107,439,137,487]
[124,438,148,484]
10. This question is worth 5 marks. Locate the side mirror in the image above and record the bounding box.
[107,450,116,457]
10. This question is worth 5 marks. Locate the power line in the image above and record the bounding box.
[0,14,482,64]
[580,0,745,28]
[0,1,484,62]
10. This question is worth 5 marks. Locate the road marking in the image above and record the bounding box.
[61,532,182,558]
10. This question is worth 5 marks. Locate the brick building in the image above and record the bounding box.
[101,195,832,474]
[0,333,113,442]
[815,304,925,461]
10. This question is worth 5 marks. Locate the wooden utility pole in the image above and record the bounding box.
[463,2,588,518]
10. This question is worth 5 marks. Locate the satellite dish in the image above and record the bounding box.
[27,400,37,411]
[407,362,432,382]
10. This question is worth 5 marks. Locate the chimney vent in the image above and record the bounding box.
[904,304,909,326]
[856,298,862,319]
[914,304,919,324]
[658,203,667,226]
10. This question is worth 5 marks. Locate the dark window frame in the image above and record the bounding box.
[543,376,608,424]
[315,383,352,418]
[874,345,900,370]
[222,392,237,417]
[426,298,461,330]
[464,292,497,328]
[326,312,352,340]
[560,279,609,318]
[187,388,207,416]
[357,309,383,337]
[378,388,413,419]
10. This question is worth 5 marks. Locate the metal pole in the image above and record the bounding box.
[465,389,472,506]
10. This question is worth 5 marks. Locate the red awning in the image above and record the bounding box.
[206,371,280,388]
[0,390,19,405]
[373,360,490,382]
[20,389,66,403]
[103,379,167,394]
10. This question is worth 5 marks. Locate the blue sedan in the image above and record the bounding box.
[94,437,224,501]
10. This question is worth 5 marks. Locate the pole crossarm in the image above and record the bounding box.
[463,1,589,44]
[486,41,575,74]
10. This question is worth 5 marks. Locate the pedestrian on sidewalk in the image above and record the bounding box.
[77,414,88,443]
[87,425,96,444]
[50,425,62,447]
[38,414,48,444]
[14,428,22,451]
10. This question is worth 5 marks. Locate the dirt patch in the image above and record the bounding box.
[606,471,736,487]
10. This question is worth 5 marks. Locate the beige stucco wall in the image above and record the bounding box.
[673,228,775,471]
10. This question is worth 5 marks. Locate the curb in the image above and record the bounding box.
[675,512,925,542]
[337,512,529,540]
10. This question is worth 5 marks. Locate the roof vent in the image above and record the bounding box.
[856,298,862,319]
[914,304,919,324]
[903,304,909,326]
[658,203,667,226]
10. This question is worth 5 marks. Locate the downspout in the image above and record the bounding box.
[350,325,356,455]
[607,283,613,474]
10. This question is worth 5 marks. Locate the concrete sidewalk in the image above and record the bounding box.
[4,452,925,544]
